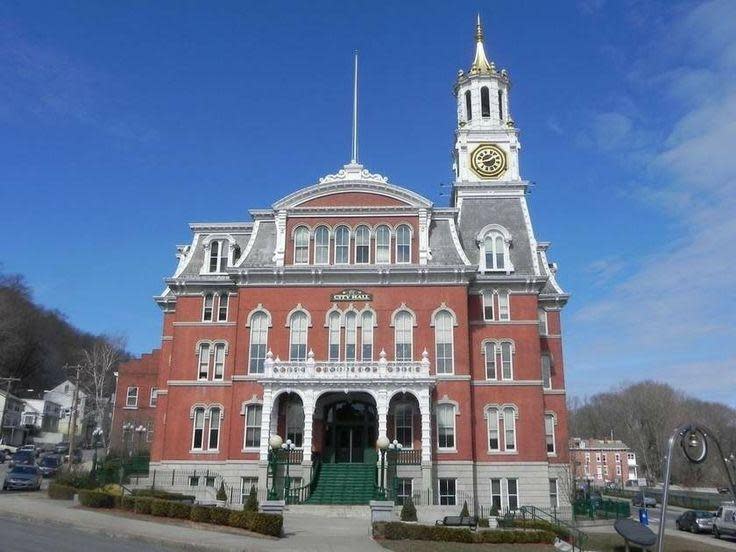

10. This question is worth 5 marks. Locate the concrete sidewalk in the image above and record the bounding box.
[0,492,382,552]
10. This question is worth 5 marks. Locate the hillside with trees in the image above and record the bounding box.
[570,381,736,487]
[0,272,128,440]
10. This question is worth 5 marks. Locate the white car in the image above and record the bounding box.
[0,441,20,455]
[713,502,736,540]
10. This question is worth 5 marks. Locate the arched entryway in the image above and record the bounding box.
[317,392,377,464]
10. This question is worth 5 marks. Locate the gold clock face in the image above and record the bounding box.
[470,144,507,179]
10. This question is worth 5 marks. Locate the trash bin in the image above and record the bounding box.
[639,507,648,526]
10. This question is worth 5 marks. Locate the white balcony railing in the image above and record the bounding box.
[262,349,433,381]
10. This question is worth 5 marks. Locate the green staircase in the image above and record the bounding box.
[305,463,377,505]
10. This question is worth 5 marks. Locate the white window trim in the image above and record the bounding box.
[125,387,139,408]
[476,224,514,273]
[344,310,358,361]
[201,293,214,322]
[374,224,391,264]
[327,310,341,361]
[500,341,515,381]
[395,224,412,264]
[149,387,157,407]
[504,478,520,512]
[483,340,498,380]
[191,407,205,451]
[549,478,559,509]
[207,408,222,451]
[436,403,457,452]
[242,403,262,451]
[545,413,556,456]
[313,225,331,265]
[503,406,517,452]
[498,291,510,321]
[248,311,269,375]
[482,291,495,321]
[538,308,549,335]
[437,477,457,506]
[217,293,229,322]
[394,310,414,362]
[354,225,371,265]
[333,226,350,265]
[486,407,500,452]
[433,309,455,375]
[393,404,414,449]
[541,354,552,390]
[293,226,310,265]
[212,342,227,381]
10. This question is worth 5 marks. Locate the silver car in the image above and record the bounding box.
[3,465,42,491]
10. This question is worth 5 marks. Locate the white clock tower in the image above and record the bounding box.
[453,16,521,184]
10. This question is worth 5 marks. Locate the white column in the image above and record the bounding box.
[301,388,315,465]
[418,387,433,492]
[258,386,274,463]
[377,389,389,441]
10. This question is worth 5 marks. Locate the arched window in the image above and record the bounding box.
[375,225,391,264]
[434,310,454,374]
[396,225,411,264]
[217,293,229,322]
[437,404,456,450]
[498,291,510,320]
[538,308,548,335]
[394,311,413,361]
[243,404,262,448]
[484,342,497,380]
[541,355,552,390]
[334,226,350,264]
[503,407,516,451]
[328,311,341,361]
[500,341,514,380]
[498,89,504,121]
[202,294,214,322]
[248,312,268,374]
[394,404,413,447]
[465,90,472,121]
[285,398,304,448]
[192,407,205,450]
[545,414,555,454]
[481,86,490,117]
[361,311,374,361]
[483,231,508,271]
[293,227,309,264]
[208,407,221,450]
[197,343,210,380]
[208,240,228,273]
[314,226,330,265]
[487,408,500,451]
[212,343,226,380]
[344,311,357,361]
[355,225,370,264]
[289,311,308,361]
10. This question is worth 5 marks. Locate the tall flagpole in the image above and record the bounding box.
[351,50,359,164]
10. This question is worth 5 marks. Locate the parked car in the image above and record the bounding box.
[64,448,83,464]
[37,454,62,478]
[717,487,731,494]
[19,444,39,457]
[631,492,657,508]
[8,451,35,468]
[54,442,70,455]
[676,510,714,533]
[2,465,42,491]
[713,503,736,539]
[0,440,20,455]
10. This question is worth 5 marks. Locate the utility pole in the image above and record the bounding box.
[66,364,82,466]
[0,377,21,445]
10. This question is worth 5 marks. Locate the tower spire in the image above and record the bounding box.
[470,14,493,74]
[351,50,359,164]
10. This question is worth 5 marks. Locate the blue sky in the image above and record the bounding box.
[1,1,734,405]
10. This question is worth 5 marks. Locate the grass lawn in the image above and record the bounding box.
[380,542,554,552]
[585,533,728,551]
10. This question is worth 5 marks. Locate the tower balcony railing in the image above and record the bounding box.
[261,349,433,381]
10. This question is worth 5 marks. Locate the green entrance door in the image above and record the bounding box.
[335,426,365,463]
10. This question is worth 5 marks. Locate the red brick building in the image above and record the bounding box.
[570,438,638,485]
[115,19,570,513]
[110,350,161,454]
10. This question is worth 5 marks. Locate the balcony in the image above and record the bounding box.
[261,349,433,383]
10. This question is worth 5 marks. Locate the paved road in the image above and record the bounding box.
[0,515,178,552]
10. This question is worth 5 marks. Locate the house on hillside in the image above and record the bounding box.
[570,438,638,486]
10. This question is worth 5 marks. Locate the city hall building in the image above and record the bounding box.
[114,19,570,513]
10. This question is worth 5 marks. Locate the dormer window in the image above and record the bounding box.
[294,226,309,264]
[208,240,228,273]
[478,226,513,273]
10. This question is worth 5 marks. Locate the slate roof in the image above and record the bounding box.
[240,221,277,267]
[428,219,468,266]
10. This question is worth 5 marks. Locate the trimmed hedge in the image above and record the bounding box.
[208,506,232,525]
[55,469,97,490]
[121,495,136,510]
[131,489,195,502]
[134,496,154,515]
[228,510,283,537]
[168,501,192,519]
[48,483,77,500]
[190,505,211,523]
[373,522,555,545]
[78,490,116,508]
[151,499,170,517]
[511,519,571,540]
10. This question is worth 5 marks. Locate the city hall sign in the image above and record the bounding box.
[330,289,373,302]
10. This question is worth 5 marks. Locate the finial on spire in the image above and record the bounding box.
[351,50,359,164]
[470,15,493,74]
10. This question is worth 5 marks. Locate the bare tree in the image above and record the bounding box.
[79,335,126,449]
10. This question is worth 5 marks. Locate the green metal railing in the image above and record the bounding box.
[279,453,321,504]
[95,455,150,485]
[520,505,588,552]
[573,497,631,520]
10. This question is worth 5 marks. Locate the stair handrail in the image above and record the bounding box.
[285,452,321,504]
[519,505,588,552]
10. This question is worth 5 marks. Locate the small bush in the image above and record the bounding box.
[131,489,195,502]
[460,500,470,517]
[168,501,192,519]
[477,517,489,528]
[208,506,231,525]
[48,483,77,500]
[190,505,211,523]
[134,496,154,515]
[400,498,417,522]
[227,510,283,537]
[55,469,97,490]
[489,504,499,517]
[150,499,170,517]
[78,490,116,508]
[511,519,570,540]
[120,495,136,510]
[216,481,228,501]
[243,485,258,512]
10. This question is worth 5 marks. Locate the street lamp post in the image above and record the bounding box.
[657,424,736,552]
[267,434,283,500]
[282,438,295,503]
[122,422,134,458]
[388,440,403,500]
[376,436,390,494]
